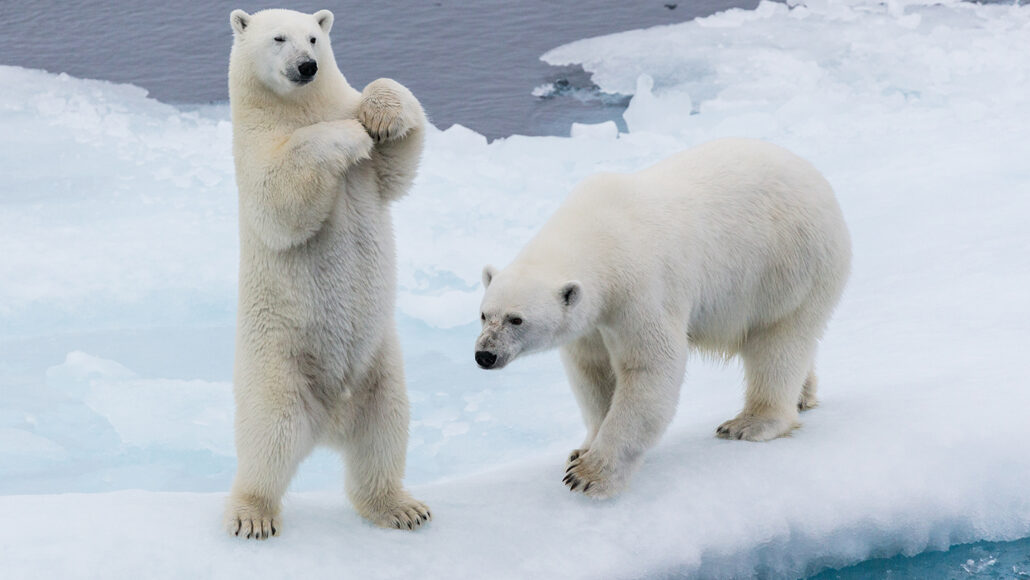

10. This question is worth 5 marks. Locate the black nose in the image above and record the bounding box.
[298,60,317,79]
[475,350,497,369]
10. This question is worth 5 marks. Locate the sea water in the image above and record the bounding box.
[811,537,1030,579]
[0,0,755,139]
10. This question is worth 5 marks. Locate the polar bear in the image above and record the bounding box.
[475,138,851,499]
[224,8,429,538]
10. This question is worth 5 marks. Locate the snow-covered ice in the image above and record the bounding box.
[2,0,1030,577]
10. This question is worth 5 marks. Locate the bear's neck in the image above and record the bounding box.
[229,67,354,132]
[512,222,617,329]
[517,228,599,285]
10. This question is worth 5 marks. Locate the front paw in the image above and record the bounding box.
[566,448,587,465]
[563,449,627,499]
[358,78,422,142]
[327,118,375,164]
[225,493,280,540]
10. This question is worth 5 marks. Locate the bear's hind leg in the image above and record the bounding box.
[717,321,816,441]
[225,367,319,539]
[798,369,819,411]
[560,330,616,466]
[332,334,430,530]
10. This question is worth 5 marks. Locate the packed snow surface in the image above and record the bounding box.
[2,0,1029,577]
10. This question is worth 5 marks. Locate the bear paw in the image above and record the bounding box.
[225,494,280,540]
[797,391,819,412]
[566,448,587,465]
[799,374,819,411]
[563,449,626,499]
[716,413,798,441]
[358,79,421,142]
[360,493,432,531]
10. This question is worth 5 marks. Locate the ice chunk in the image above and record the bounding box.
[45,352,233,456]
[570,120,618,139]
[0,428,69,463]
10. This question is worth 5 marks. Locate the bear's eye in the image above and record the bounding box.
[310,37,317,45]
[274,36,285,42]
[480,313,486,322]
[509,317,523,326]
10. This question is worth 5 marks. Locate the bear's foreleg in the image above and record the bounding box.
[564,322,688,499]
[243,119,373,250]
[559,330,616,467]
[358,78,425,202]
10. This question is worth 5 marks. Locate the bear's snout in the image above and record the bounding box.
[475,350,498,369]
[298,60,318,80]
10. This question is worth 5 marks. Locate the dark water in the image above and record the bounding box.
[809,538,1030,579]
[0,0,755,138]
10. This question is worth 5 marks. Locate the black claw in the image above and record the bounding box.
[584,482,592,492]
[271,525,277,536]
[407,522,413,530]
[563,474,573,485]
[570,481,580,491]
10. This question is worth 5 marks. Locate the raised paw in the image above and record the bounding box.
[563,449,626,499]
[358,79,422,142]
[716,413,798,442]
[360,493,432,531]
[225,494,280,540]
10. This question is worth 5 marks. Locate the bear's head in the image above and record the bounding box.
[475,265,585,370]
[229,9,336,97]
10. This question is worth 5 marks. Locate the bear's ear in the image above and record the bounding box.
[560,281,582,308]
[314,10,334,34]
[230,10,250,36]
[482,265,498,289]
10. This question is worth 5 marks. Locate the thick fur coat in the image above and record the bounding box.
[225,8,429,539]
[476,138,851,499]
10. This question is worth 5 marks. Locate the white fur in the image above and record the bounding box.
[476,139,851,499]
[225,8,429,539]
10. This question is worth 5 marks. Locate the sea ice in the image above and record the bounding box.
[1,0,1029,577]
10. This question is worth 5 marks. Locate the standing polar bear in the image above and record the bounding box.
[476,138,851,499]
[225,8,429,538]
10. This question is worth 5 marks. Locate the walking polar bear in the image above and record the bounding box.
[225,8,429,538]
[476,138,851,499]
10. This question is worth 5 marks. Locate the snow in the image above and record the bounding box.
[2,0,1030,577]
